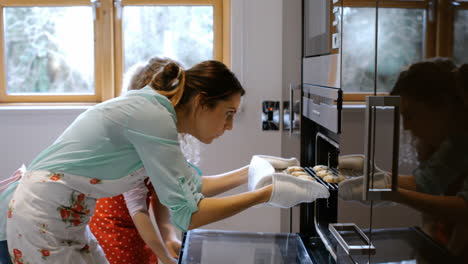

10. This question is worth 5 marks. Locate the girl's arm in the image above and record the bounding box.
[124,186,177,264]
[200,165,249,197]
[152,192,181,258]
[188,185,272,230]
[132,212,177,264]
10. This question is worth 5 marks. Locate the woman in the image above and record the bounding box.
[88,62,200,264]
[389,58,468,261]
[1,57,274,263]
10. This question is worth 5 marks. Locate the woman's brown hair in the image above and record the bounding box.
[390,58,468,160]
[126,57,245,109]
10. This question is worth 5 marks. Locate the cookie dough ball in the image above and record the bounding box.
[316,170,331,178]
[323,175,339,183]
[291,171,309,177]
[297,175,315,181]
[286,166,304,174]
[312,165,329,172]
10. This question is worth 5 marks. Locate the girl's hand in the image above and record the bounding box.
[165,239,182,258]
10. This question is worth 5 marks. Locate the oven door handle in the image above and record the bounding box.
[289,84,294,135]
[329,223,376,255]
[288,84,301,136]
[363,96,400,200]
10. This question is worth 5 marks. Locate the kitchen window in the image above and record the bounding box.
[0,0,229,103]
[340,0,468,101]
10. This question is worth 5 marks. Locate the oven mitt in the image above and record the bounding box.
[254,155,299,170]
[268,173,330,208]
[248,155,299,191]
[338,172,391,200]
[338,154,365,173]
[338,157,394,207]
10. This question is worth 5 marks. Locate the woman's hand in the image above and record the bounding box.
[165,239,182,258]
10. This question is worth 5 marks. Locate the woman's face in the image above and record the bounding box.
[401,96,449,146]
[191,93,242,144]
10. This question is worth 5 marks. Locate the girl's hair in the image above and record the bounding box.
[125,57,245,109]
[390,58,468,160]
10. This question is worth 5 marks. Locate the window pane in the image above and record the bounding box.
[453,10,468,65]
[123,6,214,71]
[3,7,94,94]
[342,8,425,93]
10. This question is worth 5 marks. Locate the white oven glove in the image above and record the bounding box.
[248,155,299,191]
[248,155,329,208]
[268,173,330,208]
[338,172,391,200]
[254,155,299,170]
[338,155,394,206]
[338,154,385,176]
[338,154,365,173]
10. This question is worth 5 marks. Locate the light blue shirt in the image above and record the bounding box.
[3,87,203,233]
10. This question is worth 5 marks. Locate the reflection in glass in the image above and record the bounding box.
[4,7,94,94]
[123,6,213,71]
[453,10,468,65]
[342,8,424,93]
[181,230,313,264]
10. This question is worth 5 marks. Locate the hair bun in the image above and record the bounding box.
[159,62,181,91]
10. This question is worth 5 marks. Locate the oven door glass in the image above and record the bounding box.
[178,229,313,264]
[335,4,464,263]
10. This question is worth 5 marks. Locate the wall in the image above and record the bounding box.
[195,0,285,232]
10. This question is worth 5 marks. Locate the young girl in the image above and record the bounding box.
[89,180,175,264]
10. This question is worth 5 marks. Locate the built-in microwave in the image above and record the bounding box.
[303,0,339,57]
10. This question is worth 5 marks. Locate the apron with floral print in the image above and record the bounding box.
[7,168,147,264]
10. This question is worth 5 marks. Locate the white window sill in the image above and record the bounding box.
[0,105,91,116]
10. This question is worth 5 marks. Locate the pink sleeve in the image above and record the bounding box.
[123,182,149,217]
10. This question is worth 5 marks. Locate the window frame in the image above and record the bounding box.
[438,0,468,57]
[338,0,437,102]
[113,0,229,97]
[0,0,229,103]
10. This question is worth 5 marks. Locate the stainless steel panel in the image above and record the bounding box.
[303,84,341,133]
[303,55,341,88]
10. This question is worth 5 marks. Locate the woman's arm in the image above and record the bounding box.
[188,185,272,230]
[392,188,468,223]
[200,165,249,197]
[132,212,177,264]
